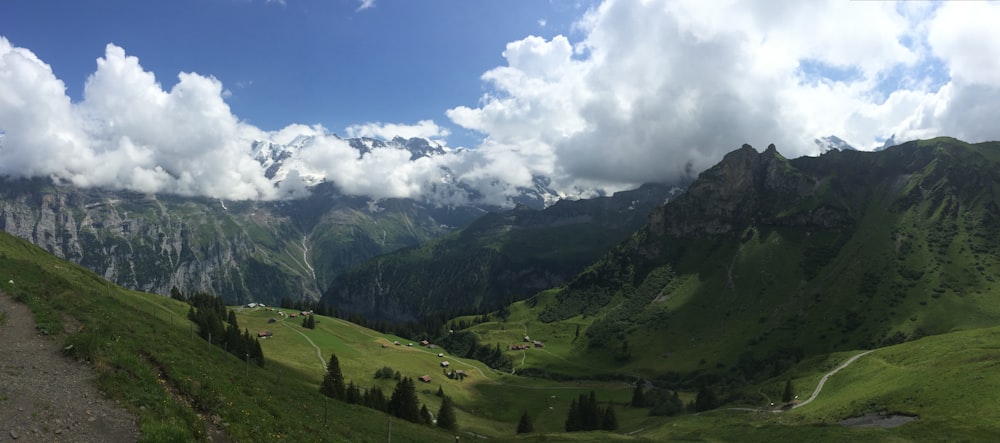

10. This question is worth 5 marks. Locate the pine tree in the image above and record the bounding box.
[436,385,445,397]
[320,354,346,401]
[565,398,580,432]
[436,395,457,431]
[516,411,534,434]
[346,382,362,405]
[420,405,433,425]
[602,401,619,430]
[782,379,794,403]
[388,377,421,423]
[694,384,719,412]
[631,381,646,407]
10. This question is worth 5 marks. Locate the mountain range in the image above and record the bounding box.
[0,134,661,307]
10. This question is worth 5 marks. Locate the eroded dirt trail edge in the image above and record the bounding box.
[0,292,140,442]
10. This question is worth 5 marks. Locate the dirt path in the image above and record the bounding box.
[279,319,326,370]
[0,292,140,442]
[794,350,873,409]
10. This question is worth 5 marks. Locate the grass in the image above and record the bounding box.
[7,206,1000,441]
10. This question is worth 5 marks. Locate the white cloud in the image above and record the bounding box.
[4,0,1000,206]
[345,120,450,142]
[446,0,1000,193]
[357,0,375,12]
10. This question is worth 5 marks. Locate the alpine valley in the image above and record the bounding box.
[4,136,1000,441]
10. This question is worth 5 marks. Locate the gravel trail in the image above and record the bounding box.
[0,292,140,442]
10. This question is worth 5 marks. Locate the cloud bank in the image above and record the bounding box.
[2,1,1000,204]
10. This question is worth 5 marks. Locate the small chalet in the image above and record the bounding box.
[454,370,467,377]
[440,361,450,367]
[267,318,277,324]
[394,341,401,345]
[419,375,432,383]
[533,340,545,348]
[289,313,298,318]
[419,340,430,346]
[511,344,530,350]
[257,331,273,338]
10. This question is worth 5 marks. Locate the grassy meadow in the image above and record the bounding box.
[5,227,1000,441]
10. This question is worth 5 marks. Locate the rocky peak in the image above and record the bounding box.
[648,143,843,237]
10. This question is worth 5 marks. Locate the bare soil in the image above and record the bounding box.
[0,292,140,442]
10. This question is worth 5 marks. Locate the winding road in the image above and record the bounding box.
[793,350,873,409]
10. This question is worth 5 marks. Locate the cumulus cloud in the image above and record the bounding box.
[357,0,375,12]
[3,1,1000,206]
[447,0,1000,193]
[345,120,450,142]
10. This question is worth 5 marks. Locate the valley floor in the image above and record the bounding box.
[0,292,140,442]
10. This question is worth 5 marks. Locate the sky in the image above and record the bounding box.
[1,0,999,204]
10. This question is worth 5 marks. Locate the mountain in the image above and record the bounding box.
[813,135,856,153]
[0,134,655,307]
[528,137,1000,381]
[322,183,685,324]
[0,177,486,306]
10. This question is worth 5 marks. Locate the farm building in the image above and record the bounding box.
[420,340,430,346]
[257,331,273,338]
[419,375,432,383]
[440,361,450,367]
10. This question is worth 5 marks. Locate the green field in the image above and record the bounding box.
[6,227,1000,441]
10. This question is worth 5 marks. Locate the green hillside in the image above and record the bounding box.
[6,227,1000,440]
[464,138,1000,384]
[323,183,678,324]
[0,231,457,442]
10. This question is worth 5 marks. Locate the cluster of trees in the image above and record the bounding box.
[564,391,618,432]
[321,353,457,431]
[434,331,511,372]
[631,383,684,416]
[374,366,402,380]
[185,292,264,366]
[301,314,316,329]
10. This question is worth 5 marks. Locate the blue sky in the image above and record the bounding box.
[2,0,594,147]
[2,1,1000,203]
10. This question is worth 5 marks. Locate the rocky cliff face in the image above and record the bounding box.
[648,144,852,237]
[0,179,484,306]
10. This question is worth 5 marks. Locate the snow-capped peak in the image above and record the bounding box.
[814,135,857,154]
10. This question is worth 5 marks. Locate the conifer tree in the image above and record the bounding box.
[420,405,433,425]
[436,395,457,431]
[602,401,619,430]
[388,377,421,423]
[782,379,794,403]
[565,397,580,432]
[516,411,534,434]
[320,353,346,400]
[694,384,719,412]
[631,381,646,407]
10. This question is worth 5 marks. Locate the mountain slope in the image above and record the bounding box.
[0,178,484,306]
[523,137,1000,380]
[322,183,683,324]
